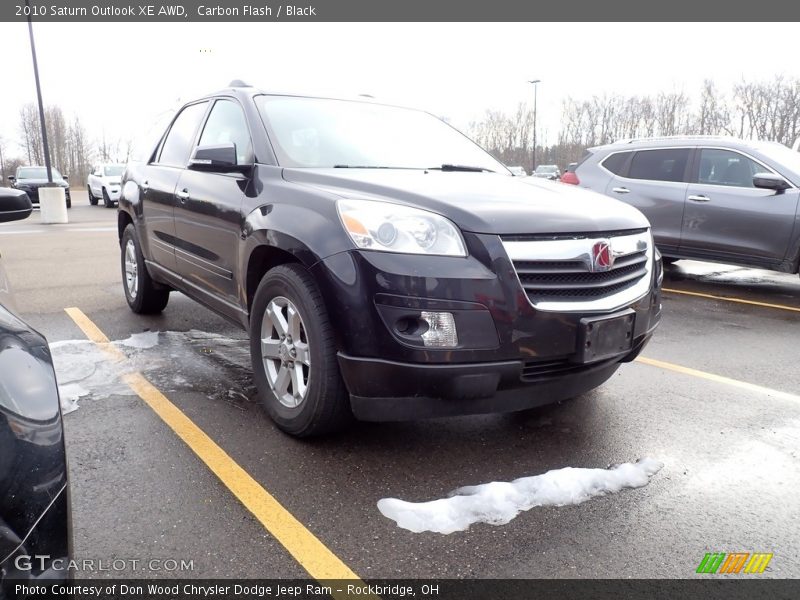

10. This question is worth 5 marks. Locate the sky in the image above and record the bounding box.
[1,22,799,162]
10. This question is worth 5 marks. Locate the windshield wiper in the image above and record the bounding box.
[333,165,418,169]
[431,164,495,173]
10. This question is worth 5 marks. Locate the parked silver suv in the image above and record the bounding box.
[569,136,800,275]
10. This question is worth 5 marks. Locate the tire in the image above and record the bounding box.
[88,186,98,206]
[249,264,351,437]
[121,224,169,314]
[102,188,112,208]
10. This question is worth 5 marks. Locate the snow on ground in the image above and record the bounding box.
[50,332,163,414]
[378,458,664,534]
[116,330,160,349]
[50,330,252,415]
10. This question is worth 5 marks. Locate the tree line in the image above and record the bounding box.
[5,76,800,184]
[470,76,800,172]
[1,104,132,186]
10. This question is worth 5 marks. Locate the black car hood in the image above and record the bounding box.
[282,169,649,234]
[14,178,68,187]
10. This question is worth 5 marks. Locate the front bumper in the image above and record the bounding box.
[14,187,69,204]
[341,335,653,421]
[311,231,661,420]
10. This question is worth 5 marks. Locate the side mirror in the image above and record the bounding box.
[0,189,33,223]
[189,143,244,172]
[753,172,791,192]
[7,176,15,184]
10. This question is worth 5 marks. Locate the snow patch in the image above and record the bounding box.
[377,458,663,534]
[117,331,160,349]
[49,330,249,415]
[57,383,90,415]
[50,332,166,413]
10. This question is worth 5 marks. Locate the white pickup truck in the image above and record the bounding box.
[86,164,125,207]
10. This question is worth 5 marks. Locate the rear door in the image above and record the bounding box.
[141,101,209,274]
[603,147,692,253]
[680,147,800,264]
[173,98,253,307]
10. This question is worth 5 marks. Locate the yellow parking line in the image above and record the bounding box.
[662,287,800,314]
[64,307,365,588]
[635,356,800,403]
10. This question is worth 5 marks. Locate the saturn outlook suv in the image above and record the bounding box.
[569,136,800,274]
[118,82,662,436]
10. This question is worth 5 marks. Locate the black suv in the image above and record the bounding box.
[118,83,663,436]
[8,166,71,209]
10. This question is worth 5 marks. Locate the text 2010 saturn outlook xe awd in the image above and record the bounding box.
[118,82,663,436]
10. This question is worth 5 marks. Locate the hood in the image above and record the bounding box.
[14,178,68,187]
[104,177,122,185]
[282,169,649,235]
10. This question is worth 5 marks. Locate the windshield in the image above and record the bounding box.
[535,165,558,173]
[17,167,63,179]
[104,165,125,177]
[256,96,508,173]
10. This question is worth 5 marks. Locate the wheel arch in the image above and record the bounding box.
[118,210,134,245]
[244,244,304,314]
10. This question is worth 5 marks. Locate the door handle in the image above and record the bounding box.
[612,187,630,194]
[141,180,149,193]
[176,189,190,203]
[688,195,710,203]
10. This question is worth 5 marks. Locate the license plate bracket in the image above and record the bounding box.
[575,309,635,363]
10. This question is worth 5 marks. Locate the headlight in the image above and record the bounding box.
[337,199,467,257]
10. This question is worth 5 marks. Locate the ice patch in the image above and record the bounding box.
[57,383,90,415]
[117,331,160,349]
[377,458,663,534]
[50,332,166,413]
[49,330,250,415]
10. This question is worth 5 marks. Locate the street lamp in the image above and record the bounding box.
[528,79,541,175]
[26,0,67,223]
[26,0,53,185]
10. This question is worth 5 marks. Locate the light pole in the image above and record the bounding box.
[26,0,67,223]
[529,79,540,175]
[26,0,53,185]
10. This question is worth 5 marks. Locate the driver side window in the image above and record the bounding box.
[698,149,766,188]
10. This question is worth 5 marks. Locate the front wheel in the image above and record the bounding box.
[103,188,113,208]
[121,224,169,314]
[249,264,351,437]
[87,186,98,206]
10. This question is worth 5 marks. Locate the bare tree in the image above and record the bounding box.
[19,103,43,165]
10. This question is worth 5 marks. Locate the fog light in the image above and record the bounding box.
[419,311,458,348]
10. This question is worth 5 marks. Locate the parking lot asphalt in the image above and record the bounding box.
[2,193,799,579]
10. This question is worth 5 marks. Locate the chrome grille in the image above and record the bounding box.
[501,230,653,312]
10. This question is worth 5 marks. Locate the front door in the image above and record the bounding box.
[173,98,253,307]
[680,147,800,264]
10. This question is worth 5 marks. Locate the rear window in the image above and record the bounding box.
[601,152,631,175]
[628,148,690,183]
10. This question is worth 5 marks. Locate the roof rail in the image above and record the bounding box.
[615,135,736,144]
[228,79,251,88]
